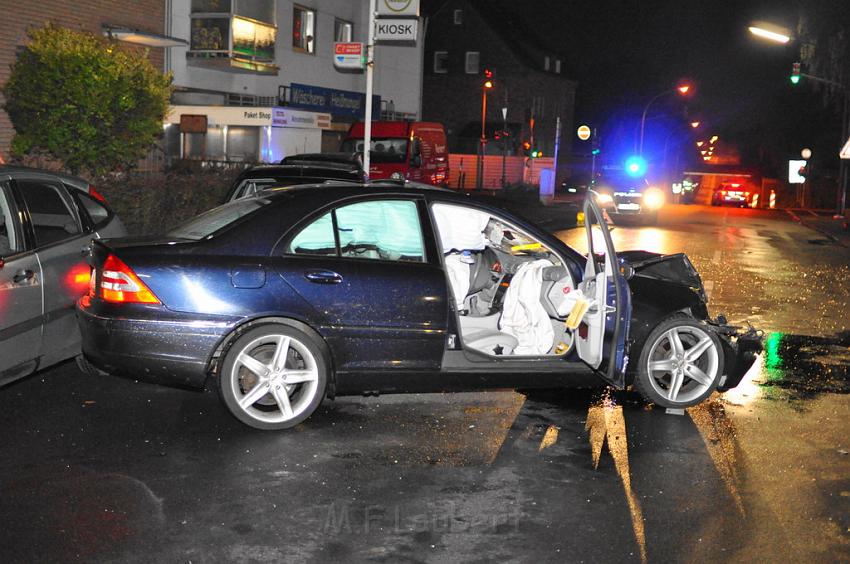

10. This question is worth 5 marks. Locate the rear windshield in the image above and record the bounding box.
[168,197,270,240]
[340,138,408,164]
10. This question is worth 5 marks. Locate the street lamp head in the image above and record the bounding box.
[677,84,692,95]
[690,121,700,128]
[748,22,792,44]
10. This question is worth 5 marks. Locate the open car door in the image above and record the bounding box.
[574,193,632,388]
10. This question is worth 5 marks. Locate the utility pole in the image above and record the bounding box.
[363,0,376,181]
[501,105,508,188]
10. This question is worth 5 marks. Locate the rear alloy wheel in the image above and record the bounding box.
[219,325,327,430]
[634,317,724,408]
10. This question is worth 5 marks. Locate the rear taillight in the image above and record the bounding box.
[98,254,160,304]
[88,184,106,203]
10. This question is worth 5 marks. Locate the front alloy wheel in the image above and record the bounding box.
[219,325,327,430]
[634,317,724,408]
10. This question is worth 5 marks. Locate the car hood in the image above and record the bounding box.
[619,250,704,291]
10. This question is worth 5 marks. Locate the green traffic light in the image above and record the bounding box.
[790,75,800,84]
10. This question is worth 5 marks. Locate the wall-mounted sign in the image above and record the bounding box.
[376,0,420,17]
[333,42,364,70]
[289,83,380,119]
[577,125,591,141]
[179,114,208,133]
[272,108,331,130]
[375,18,418,41]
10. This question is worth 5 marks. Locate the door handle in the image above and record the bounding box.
[13,269,34,284]
[304,270,343,284]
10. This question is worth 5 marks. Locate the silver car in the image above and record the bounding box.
[0,166,126,386]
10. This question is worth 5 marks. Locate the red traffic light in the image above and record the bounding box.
[484,68,493,78]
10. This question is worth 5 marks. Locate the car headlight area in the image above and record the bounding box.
[642,187,665,210]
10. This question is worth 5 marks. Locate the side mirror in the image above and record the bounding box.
[410,138,422,167]
[619,262,635,280]
[410,155,422,168]
[0,257,5,270]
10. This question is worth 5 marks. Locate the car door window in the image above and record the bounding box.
[72,189,111,229]
[17,180,81,247]
[286,200,425,263]
[0,186,20,256]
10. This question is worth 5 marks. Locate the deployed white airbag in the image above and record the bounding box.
[444,253,471,309]
[432,203,490,253]
[500,259,555,355]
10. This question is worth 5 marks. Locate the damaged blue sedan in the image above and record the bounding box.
[77,183,761,430]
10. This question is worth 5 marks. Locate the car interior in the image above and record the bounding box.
[431,203,579,358]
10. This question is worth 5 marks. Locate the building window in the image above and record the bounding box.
[453,9,463,25]
[188,0,277,74]
[293,5,316,53]
[334,19,353,42]
[434,51,448,74]
[465,51,479,74]
[544,56,550,71]
[555,59,561,74]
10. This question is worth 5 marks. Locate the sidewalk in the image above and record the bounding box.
[784,209,850,247]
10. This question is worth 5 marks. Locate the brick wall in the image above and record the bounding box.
[0,0,166,161]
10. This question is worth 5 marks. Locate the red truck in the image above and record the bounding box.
[341,121,449,186]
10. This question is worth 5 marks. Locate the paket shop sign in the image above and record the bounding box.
[167,106,330,129]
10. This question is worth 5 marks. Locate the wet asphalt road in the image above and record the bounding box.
[1,204,849,563]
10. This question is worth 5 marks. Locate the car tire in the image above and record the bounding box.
[218,324,328,430]
[633,316,724,408]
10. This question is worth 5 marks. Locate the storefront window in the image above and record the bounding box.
[293,5,315,53]
[189,0,277,73]
[227,127,260,162]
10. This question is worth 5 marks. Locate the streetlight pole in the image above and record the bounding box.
[477,84,488,190]
[363,0,376,182]
[638,85,689,156]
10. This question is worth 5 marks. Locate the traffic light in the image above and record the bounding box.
[791,62,801,85]
[624,155,647,177]
[522,140,532,156]
[530,149,542,158]
[483,68,494,89]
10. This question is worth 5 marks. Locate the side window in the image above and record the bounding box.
[0,186,20,256]
[336,201,424,262]
[73,190,111,228]
[286,200,425,262]
[232,178,278,201]
[288,212,336,255]
[17,180,81,247]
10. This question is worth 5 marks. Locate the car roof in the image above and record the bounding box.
[0,165,89,190]
[257,181,475,205]
[238,163,362,179]
[280,152,362,167]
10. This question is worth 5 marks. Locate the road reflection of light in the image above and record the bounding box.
[689,399,746,516]
[181,275,232,313]
[586,399,647,564]
[538,425,559,451]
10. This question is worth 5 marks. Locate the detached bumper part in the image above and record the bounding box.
[712,320,763,391]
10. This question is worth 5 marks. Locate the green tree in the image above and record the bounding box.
[2,24,172,174]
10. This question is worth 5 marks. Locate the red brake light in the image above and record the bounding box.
[88,184,106,203]
[99,254,160,304]
[721,190,726,195]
